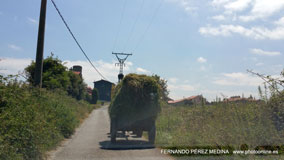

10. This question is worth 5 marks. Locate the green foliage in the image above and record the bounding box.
[268,90,284,131]
[152,74,169,101]
[91,88,99,104]
[257,69,284,131]
[85,93,92,104]
[25,56,70,90]
[67,71,87,100]
[109,74,161,123]
[0,75,96,159]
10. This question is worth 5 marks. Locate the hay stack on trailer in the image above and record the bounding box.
[109,74,161,143]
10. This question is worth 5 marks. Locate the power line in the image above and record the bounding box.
[132,0,164,52]
[122,0,145,52]
[50,0,109,81]
[112,0,128,52]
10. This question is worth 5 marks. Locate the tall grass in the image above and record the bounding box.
[156,102,284,159]
[0,76,98,159]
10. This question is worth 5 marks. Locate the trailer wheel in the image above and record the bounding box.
[136,130,143,137]
[148,124,156,144]
[111,119,116,143]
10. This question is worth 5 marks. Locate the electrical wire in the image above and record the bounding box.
[132,0,164,52]
[122,0,145,52]
[112,0,128,52]
[50,0,109,81]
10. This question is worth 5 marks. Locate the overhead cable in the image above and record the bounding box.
[50,0,109,81]
[122,0,145,52]
[132,0,164,52]
[112,0,128,52]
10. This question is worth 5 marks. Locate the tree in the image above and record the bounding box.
[25,56,88,100]
[249,69,284,131]
[25,56,70,90]
[152,75,170,101]
[67,71,87,100]
[91,88,99,104]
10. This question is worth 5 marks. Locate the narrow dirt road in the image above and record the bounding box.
[49,105,172,160]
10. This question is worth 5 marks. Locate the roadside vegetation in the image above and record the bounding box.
[0,56,99,159]
[156,70,284,159]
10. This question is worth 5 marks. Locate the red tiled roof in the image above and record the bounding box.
[73,71,81,75]
[168,95,199,104]
[224,97,256,102]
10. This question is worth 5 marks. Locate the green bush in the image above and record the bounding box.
[91,88,99,104]
[0,75,96,159]
[268,91,284,131]
[109,74,161,122]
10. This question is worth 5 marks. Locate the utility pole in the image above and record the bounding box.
[112,52,132,82]
[34,0,47,87]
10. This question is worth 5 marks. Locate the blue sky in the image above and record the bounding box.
[0,0,284,101]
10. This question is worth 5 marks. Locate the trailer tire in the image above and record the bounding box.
[148,124,156,144]
[111,119,116,143]
[136,130,143,137]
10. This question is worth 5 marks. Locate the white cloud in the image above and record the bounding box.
[168,77,179,84]
[199,24,284,40]
[136,67,150,74]
[8,44,22,51]
[212,15,226,21]
[224,0,252,12]
[238,15,257,22]
[180,84,195,91]
[250,48,281,56]
[275,17,284,26]
[0,58,32,75]
[213,72,263,86]
[197,57,207,63]
[168,84,195,92]
[212,0,231,6]
[242,0,284,22]
[167,77,196,100]
[167,78,196,99]
[211,0,284,22]
[27,17,38,24]
[167,0,198,13]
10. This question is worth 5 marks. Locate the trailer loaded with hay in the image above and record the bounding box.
[109,74,161,144]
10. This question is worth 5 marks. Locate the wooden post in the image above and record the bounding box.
[34,0,47,87]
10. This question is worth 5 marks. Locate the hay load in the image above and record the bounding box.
[109,73,161,143]
[109,74,161,121]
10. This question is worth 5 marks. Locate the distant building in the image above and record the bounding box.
[223,95,258,102]
[93,80,114,102]
[70,65,82,78]
[168,95,206,106]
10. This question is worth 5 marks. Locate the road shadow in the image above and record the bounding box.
[99,140,155,150]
